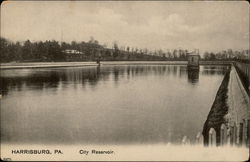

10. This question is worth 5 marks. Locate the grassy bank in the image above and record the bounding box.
[202,66,231,146]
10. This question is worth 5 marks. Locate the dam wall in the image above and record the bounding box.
[227,66,250,146]
[203,64,250,147]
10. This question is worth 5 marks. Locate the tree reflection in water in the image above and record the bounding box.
[0,65,228,96]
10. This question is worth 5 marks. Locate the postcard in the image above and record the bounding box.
[0,1,249,161]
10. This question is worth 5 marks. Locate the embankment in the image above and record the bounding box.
[202,66,231,146]
[0,62,98,69]
[202,64,250,146]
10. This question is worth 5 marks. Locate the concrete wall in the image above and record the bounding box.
[226,66,250,146]
[205,65,250,147]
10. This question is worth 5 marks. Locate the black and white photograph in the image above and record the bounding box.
[0,0,249,161]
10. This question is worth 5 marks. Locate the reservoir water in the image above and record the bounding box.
[0,64,228,144]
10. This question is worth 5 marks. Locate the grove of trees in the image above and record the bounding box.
[0,37,249,63]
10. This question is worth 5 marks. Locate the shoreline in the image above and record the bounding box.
[0,61,231,70]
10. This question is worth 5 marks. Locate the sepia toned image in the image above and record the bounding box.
[0,0,249,161]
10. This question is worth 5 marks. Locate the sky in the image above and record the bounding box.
[1,1,249,53]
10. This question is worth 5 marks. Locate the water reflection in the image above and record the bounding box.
[0,67,102,96]
[202,66,229,75]
[0,65,229,96]
[188,69,200,84]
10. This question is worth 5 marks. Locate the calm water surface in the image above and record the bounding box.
[0,65,228,144]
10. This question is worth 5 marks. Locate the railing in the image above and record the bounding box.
[207,120,250,147]
[181,132,204,145]
[199,60,232,65]
[234,62,250,93]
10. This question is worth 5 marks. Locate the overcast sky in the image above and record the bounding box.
[1,1,249,52]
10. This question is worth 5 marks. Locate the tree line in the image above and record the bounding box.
[203,50,249,63]
[0,37,249,63]
[0,37,104,62]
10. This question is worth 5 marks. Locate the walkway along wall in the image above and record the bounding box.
[234,62,250,95]
[202,65,250,147]
[227,65,250,146]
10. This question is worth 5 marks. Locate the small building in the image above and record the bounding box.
[62,49,86,61]
[187,50,200,69]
